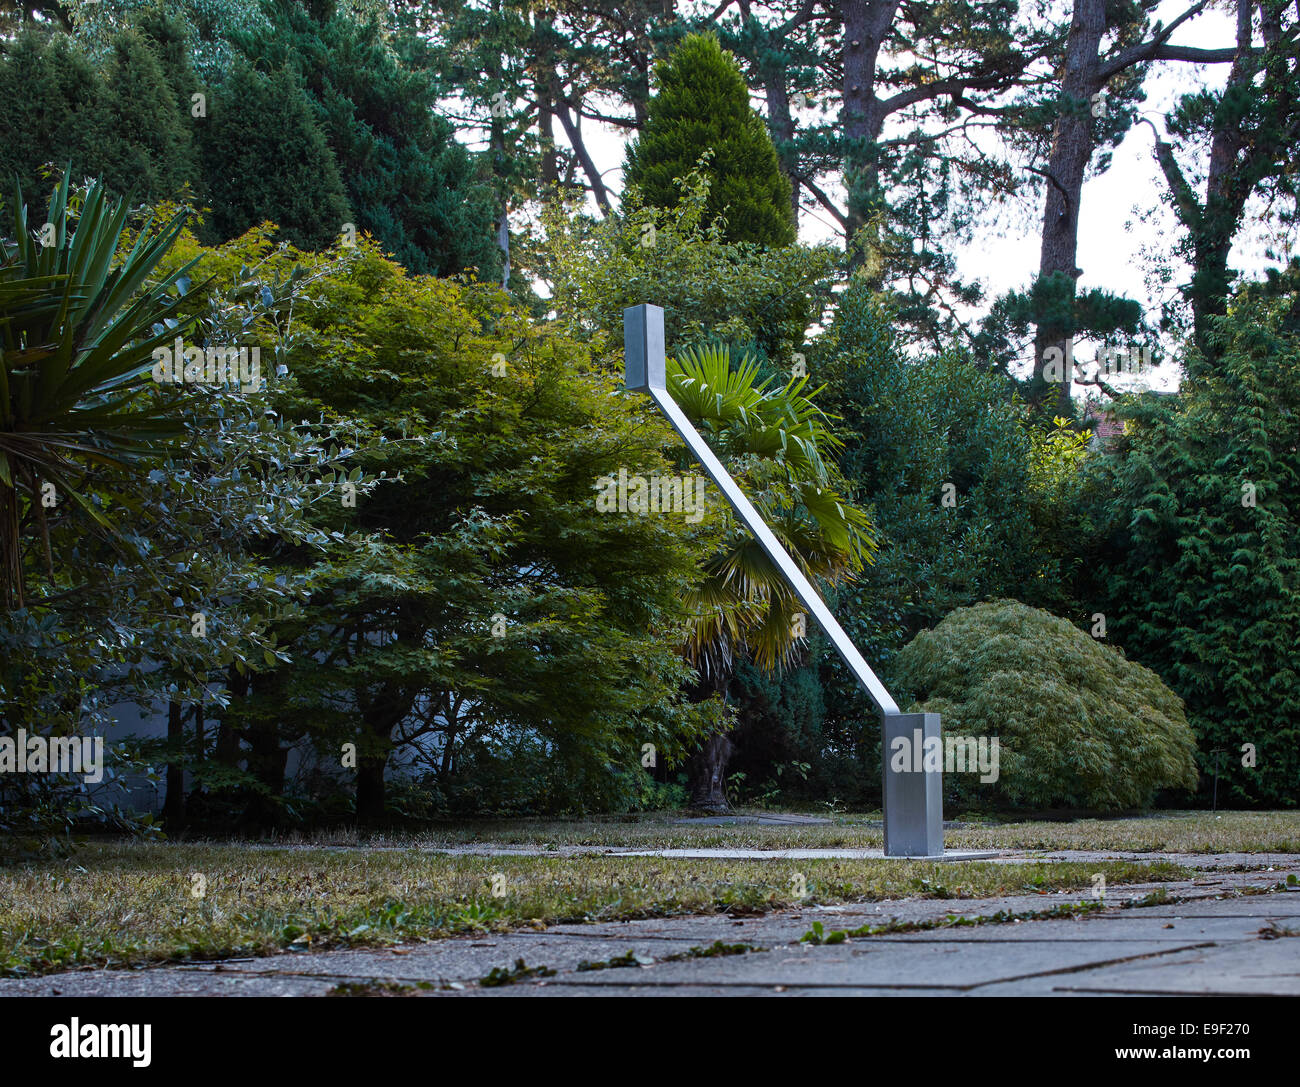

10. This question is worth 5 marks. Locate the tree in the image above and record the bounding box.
[97,25,201,201]
[708,0,1060,344]
[198,58,351,251]
[712,2,824,221]
[819,283,1078,639]
[543,166,861,810]
[204,237,717,822]
[119,224,375,830]
[0,26,199,206]
[543,166,837,366]
[406,0,570,290]
[0,183,362,842]
[625,32,796,246]
[0,32,100,200]
[808,282,1103,772]
[726,649,829,804]
[60,0,269,82]
[417,0,682,221]
[1083,291,1300,807]
[1019,0,1238,414]
[240,0,500,278]
[1145,0,1300,367]
[805,0,1048,268]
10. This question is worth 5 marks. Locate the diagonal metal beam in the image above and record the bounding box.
[625,303,944,857]
[624,303,899,716]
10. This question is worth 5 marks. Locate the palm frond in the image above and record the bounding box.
[0,169,199,607]
[666,341,876,676]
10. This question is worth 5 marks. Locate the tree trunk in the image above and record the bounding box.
[353,685,412,824]
[239,667,289,828]
[840,0,898,268]
[216,664,249,767]
[356,754,387,823]
[762,65,800,220]
[0,481,23,611]
[552,89,613,213]
[686,667,735,811]
[536,68,559,188]
[242,716,287,828]
[495,209,511,290]
[162,700,186,831]
[1030,0,1105,418]
[439,712,458,777]
[1190,0,1256,364]
[486,33,511,290]
[688,732,735,812]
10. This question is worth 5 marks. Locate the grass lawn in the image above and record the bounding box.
[1,810,1294,978]
[296,808,1300,853]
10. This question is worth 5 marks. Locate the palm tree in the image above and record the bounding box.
[0,171,197,609]
[668,344,876,810]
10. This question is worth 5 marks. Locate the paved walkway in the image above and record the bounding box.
[3,860,1296,997]
[244,843,1299,868]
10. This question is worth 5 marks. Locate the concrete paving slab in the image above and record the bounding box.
[1049,937,1300,996]
[871,917,1256,943]
[470,983,963,997]
[529,937,1213,991]
[174,932,715,981]
[0,969,340,998]
[0,932,724,997]
[1083,899,1300,920]
[611,848,1000,860]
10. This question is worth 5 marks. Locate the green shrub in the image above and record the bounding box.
[238,0,500,277]
[199,59,350,250]
[892,600,1199,811]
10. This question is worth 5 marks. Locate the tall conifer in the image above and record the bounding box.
[625,33,796,247]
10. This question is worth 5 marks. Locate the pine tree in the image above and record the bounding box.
[198,59,350,251]
[238,0,500,277]
[96,27,200,201]
[624,33,796,247]
[0,27,197,205]
[0,31,99,199]
[1088,296,1300,807]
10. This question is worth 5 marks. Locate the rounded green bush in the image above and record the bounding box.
[891,599,1199,811]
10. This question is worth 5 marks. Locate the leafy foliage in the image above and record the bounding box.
[63,0,270,82]
[817,285,1083,678]
[0,170,197,607]
[180,233,721,819]
[893,599,1199,811]
[0,183,363,842]
[237,0,499,277]
[1085,296,1300,807]
[668,342,874,681]
[544,166,836,365]
[199,58,351,251]
[0,26,199,208]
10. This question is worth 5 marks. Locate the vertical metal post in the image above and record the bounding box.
[881,713,945,857]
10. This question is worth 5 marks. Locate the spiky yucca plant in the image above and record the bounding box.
[0,171,197,608]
